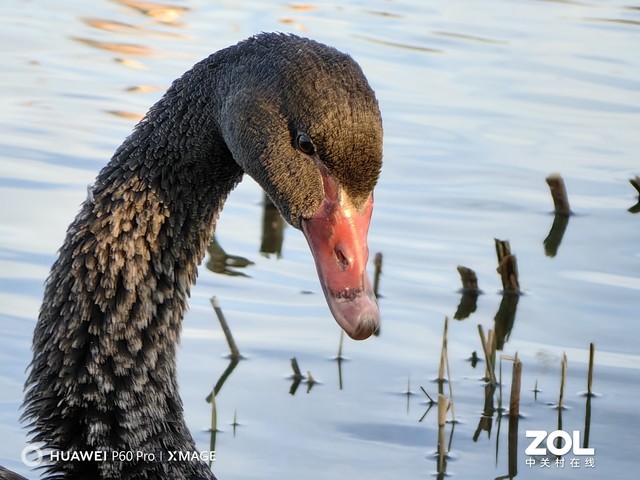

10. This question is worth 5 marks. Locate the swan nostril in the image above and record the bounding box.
[335,248,349,270]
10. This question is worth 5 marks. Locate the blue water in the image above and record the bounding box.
[1,1,639,479]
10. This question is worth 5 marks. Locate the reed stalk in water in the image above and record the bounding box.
[546,173,572,215]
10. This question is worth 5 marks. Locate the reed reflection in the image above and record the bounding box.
[582,343,596,450]
[334,331,346,390]
[74,0,194,131]
[629,176,640,213]
[288,357,317,395]
[83,17,188,38]
[494,293,519,351]
[73,37,155,56]
[493,239,521,351]
[206,297,243,463]
[434,394,455,480]
[454,265,480,320]
[260,193,286,258]
[206,235,254,277]
[473,383,497,443]
[204,194,287,276]
[543,213,570,257]
[114,0,190,25]
[423,330,598,478]
[452,253,520,352]
[543,174,573,257]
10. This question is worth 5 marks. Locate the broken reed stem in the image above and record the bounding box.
[546,173,572,215]
[488,330,496,384]
[587,343,595,397]
[439,317,456,422]
[478,325,497,385]
[437,394,449,427]
[456,265,479,293]
[438,317,449,382]
[373,252,383,298]
[559,353,567,410]
[445,348,456,423]
[494,238,512,263]
[211,296,241,359]
[290,357,303,380]
[494,239,521,294]
[437,394,449,473]
[307,371,315,386]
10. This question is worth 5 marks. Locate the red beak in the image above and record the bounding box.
[301,174,380,340]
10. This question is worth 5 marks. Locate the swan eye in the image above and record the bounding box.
[295,133,315,155]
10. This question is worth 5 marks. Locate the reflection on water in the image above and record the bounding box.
[494,293,519,350]
[1,0,639,479]
[84,18,143,34]
[105,109,145,121]
[629,176,640,213]
[115,0,190,25]
[354,34,443,54]
[259,194,286,259]
[83,17,189,39]
[206,236,255,277]
[205,195,285,275]
[543,213,570,256]
[73,37,156,56]
[125,85,165,94]
[432,30,508,45]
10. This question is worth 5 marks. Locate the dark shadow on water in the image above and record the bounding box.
[288,357,318,395]
[473,384,497,443]
[433,419,456,478]
[543,212,570,257]
[260,193,286,258]
[206,234,254,277]
[204,297,245,464]
[454,291,479,320]
[493,294,519,351]
[207,356,242,403]
[328,331,348,390]
[205,195,286,276]
[628,176,640,213]
[289,375,302,395]
[205,356,241,466]
[454,266,481,320]
[336,356,345,390]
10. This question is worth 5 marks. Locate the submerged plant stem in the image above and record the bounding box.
[211,296,241,359]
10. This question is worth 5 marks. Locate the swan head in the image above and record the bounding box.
[220,34,382,340]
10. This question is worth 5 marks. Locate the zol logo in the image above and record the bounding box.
[525,430,595,456]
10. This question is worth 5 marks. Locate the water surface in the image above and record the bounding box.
[1,1,639,479]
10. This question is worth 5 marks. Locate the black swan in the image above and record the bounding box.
[15,33,382,479]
